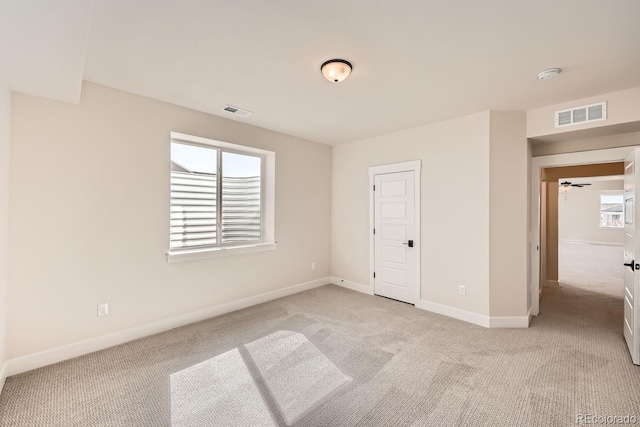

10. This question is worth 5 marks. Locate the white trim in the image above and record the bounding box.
[416,299,490,328]
[330,277,373,295]
[489,316,530,328]
[368,160,422,176]
[530,146,634,317]
[167,242,277,263]
[171,131,272,157]
[369,160,422,304]
[416,299,530,328]
[2,277,330,378]
[169,131,276,260]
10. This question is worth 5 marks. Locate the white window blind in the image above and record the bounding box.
[170,141,262,251]
[170,171,218,248]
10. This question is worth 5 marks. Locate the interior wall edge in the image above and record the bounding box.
[0,362,7,395]
[0,80,12,397]
[416,299,490,328]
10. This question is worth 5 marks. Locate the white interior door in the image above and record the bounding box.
[374,171,418,304]
[623,148,640,365]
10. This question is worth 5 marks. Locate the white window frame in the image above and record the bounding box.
[167,132,276,263]
[599,190,624,230]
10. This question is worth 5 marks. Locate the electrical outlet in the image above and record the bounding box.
[458,285,466,296]
[97,303,109,317]
[311,262,316,270]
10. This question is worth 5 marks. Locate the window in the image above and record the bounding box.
[600,193,624,229]
[168,132,275,262]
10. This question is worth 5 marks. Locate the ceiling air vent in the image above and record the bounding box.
[554,102,606,128]
[223,105,253,118]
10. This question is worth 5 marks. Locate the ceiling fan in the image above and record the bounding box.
[560,180,591,188]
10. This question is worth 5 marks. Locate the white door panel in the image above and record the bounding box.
[381,202,406,218]
[623,148,639,365]
[374,171,418,304]
[381,224,406,240]
[380,180,406,196]
[381,245,407,264]
[379,267,407,287]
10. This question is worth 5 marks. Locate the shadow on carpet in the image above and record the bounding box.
[170,330,351,426]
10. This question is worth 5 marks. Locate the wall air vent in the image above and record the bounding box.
[554,102,606,128]
[223,105,253,118]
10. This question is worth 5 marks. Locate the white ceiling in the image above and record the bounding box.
[2,0,640,145]
[0,0,92,103]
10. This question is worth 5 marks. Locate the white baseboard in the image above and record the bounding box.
[416,299,530,328]
[416,299,490,328]
[330,277,373,295]
[3,277,330,379]
[489,315,530,328]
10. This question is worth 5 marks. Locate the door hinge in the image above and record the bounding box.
[373,272,376,278]
[373,185,376,191]
[373,228,375,234]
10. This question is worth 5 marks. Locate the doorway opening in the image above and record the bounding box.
[537,161,624,304]
[530,147,629,316]
[557,175,625,299]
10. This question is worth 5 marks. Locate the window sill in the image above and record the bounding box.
[167,242,277,264]
[599,226,624,230]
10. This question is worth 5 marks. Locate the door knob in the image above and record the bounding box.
[402,240,414,248]
[624,260,635,271]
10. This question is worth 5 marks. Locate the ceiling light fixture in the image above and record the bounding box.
[321,59,352,83]
[538,68,561,80]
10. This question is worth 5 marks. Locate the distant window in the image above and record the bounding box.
[168,132,275,260]
[600,194,624,228]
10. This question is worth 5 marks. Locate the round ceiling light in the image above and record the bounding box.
[538,68,561,80]
[321,59,352,83]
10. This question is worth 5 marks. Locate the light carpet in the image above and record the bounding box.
[170,330,350,426]
[170,348,275,427]
[0,281,639,426]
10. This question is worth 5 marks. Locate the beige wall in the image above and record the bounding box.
[7,82,332,359]
[0,80,10,383]
[532,132,640,157]
[488,112,528,317]
[558,180,624,245]
[332,112,492,316]
[527,87,640,140]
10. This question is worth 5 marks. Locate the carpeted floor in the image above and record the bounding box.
[559,241,624,298]
[0,277,639,425]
